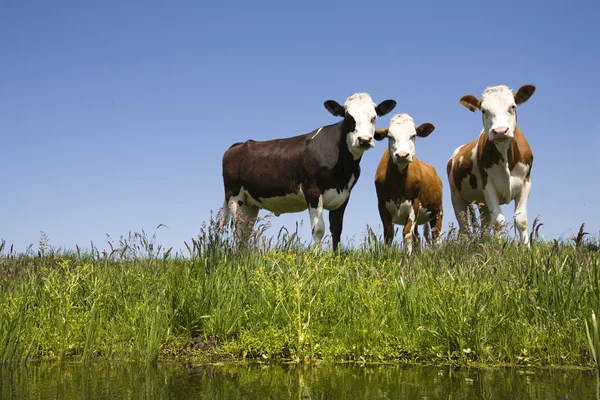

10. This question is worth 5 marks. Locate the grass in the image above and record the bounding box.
[1,211,600,369]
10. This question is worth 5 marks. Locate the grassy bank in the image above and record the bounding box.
[1,214,600,368]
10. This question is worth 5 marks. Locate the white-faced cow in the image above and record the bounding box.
[374,114,443,255]
[446,84,535,246]
[222,92,397,250]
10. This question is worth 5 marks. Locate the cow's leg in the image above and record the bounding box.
[226,192,244,244]
[514,179,531,247]
[378,199,394,245]
[238,204,259,245]
[306,192,325,247]
[483,187,505,236]
[423,222,431,243]
[329,198,349,252]
[479,205,492,238]
[450,189,470,237]
[402,201,419,255]
[412,224,422,249]
[430,211,443,246]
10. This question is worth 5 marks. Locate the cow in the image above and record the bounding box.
[373,114,442,255]
[446,84,535,246]
[222,92,397,251]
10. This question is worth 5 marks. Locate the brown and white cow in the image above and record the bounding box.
[374,114,443,255]
[446,84,535,245]
[222,92,396,250]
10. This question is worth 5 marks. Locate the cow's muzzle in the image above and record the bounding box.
[357,136,374,148]
[394,152,412,164]
[491,127,511,141]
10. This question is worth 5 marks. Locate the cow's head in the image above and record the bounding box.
[374,114,435,166]
[460,84,535,143]
[324,93,396,159]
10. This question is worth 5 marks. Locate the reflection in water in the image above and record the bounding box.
[1,362,598,399]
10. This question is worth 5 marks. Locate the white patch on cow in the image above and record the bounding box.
[226,193,242,214]
[514,178,531,246]
[386,199,407,225]
[226,190,259,243]
[488,156,529,206]
[309,195,325,242]
[404,204,416,255]
[386,114,417,165]
[416,208,433,225]
[242,186,307,216]
[311,127,323,140]
[451,144,464,159]
[457,178,485,204]
[486,163,511,204]
[344,93,378,160]
[453,145,485,203]
[480,85,518,142]
[386,199,432,226]
[470,143,478,163]
[323,174,356,210]
[510,162,530,197]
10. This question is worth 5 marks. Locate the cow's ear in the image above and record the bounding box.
[374,128,389,141]
[460,95,480,112]
[324,100,345,117]
[416,123,435,138]
[375,100,397,116]
[514,84,536,105]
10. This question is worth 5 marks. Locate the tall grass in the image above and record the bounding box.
[0,212,599,368]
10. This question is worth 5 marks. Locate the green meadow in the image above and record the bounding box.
[1,211,600,369]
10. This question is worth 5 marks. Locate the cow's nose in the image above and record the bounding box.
[357,136,373,147]
[395,152,410,162]
[492,127,509,136]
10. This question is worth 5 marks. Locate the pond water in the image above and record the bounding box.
[0,362,597,399]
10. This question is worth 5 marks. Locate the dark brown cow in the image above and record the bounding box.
[374,114,443,254]
[222,92,396,250]
[446,84,535,245]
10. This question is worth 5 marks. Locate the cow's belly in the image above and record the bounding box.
[323,188,350,210]
[488,163,529,205]
[242,187,307,215]
[455,175,486,203]
[322,174,356,210]
[386,200,432,226]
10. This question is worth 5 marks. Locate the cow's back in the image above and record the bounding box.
[223,135,309,197]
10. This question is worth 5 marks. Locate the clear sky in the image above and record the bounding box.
[2,0,599,253]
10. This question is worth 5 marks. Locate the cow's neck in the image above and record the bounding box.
[346,143,366,161]
[492,139,512,162]
[385,151,409,180]
[479,130,513,169]
[395,162,409,175]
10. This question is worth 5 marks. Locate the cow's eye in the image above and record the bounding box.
[510,105,516,112]
[371,117,376,124]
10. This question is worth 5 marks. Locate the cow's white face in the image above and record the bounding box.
[324,93,396,159]
[480,86,518,142]
[374,114,435,167]
[460,84,536,143]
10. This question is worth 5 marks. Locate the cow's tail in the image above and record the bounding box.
[221,196,231,226]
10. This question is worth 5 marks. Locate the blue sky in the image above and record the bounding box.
[2,0,599,253]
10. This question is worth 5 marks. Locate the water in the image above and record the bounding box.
[0,362,597,399]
